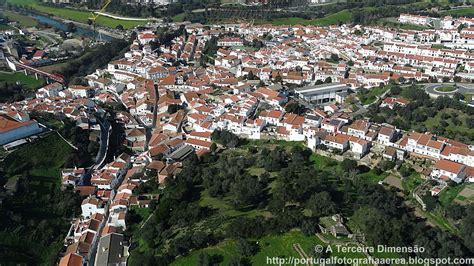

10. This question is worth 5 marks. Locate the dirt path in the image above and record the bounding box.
[293,243,312,266]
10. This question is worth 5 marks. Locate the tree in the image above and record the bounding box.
[274,74,282,83]
[329,53,339,63]
[341,159,357,172]
[167,104,183,114]
[231,176,265,207]
[301,219,317,236]
[285,101,306,115]
[421,192,438,212]
[399,164,412,178]
[445,203,466,220]
[379,160,395,171]
[246,71,257,80]
[453,92,465,101]
[210,142,217,154]
[66,22,76,32]
[460,205,474,253]
[236,238,258,257]
[306,192,336,217]
[116,24,124,31]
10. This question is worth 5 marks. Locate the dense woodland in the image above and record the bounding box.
[127,135,474,265]
[59,38,129,84]
[366,85,474,143]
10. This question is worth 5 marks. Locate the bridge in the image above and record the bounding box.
[6,56,65,84]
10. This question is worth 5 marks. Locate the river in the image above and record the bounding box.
[30,13,115,42]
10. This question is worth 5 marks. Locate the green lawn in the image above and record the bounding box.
[357,86,389,105]
[4,11,38,27]
[358,169,389,183]
[435,86,456,92]
[402,172,423,193]
[439,184,465,207]
[0,71,45,89]
[256,10,352,26]
[6,0,145,29]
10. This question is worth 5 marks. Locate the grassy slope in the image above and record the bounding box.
[444,7,474,17]
[1,133,74,264]
[6,0,145,29]
[357,86,389,105]
[0,72,45,89]
[4,11,38,27]
[3,133,73,184]
[172,231,368,265]
[256,10,353,26]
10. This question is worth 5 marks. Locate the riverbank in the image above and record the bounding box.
[6,0,146,29]
[8,9,123,41]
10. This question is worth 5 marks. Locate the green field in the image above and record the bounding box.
[256,10,352,26]
[0,71,45,89]
[4,11,38,27]
[444,7,474,17]
[6,0,145,29]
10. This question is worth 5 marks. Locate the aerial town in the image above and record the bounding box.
[2,0,474,265]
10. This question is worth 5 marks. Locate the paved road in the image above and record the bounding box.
[78,114,111,186]
[424,83,474,97]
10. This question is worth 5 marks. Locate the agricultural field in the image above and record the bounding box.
[6,0,145,29]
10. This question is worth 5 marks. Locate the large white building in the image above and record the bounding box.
[295,83,349,103]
